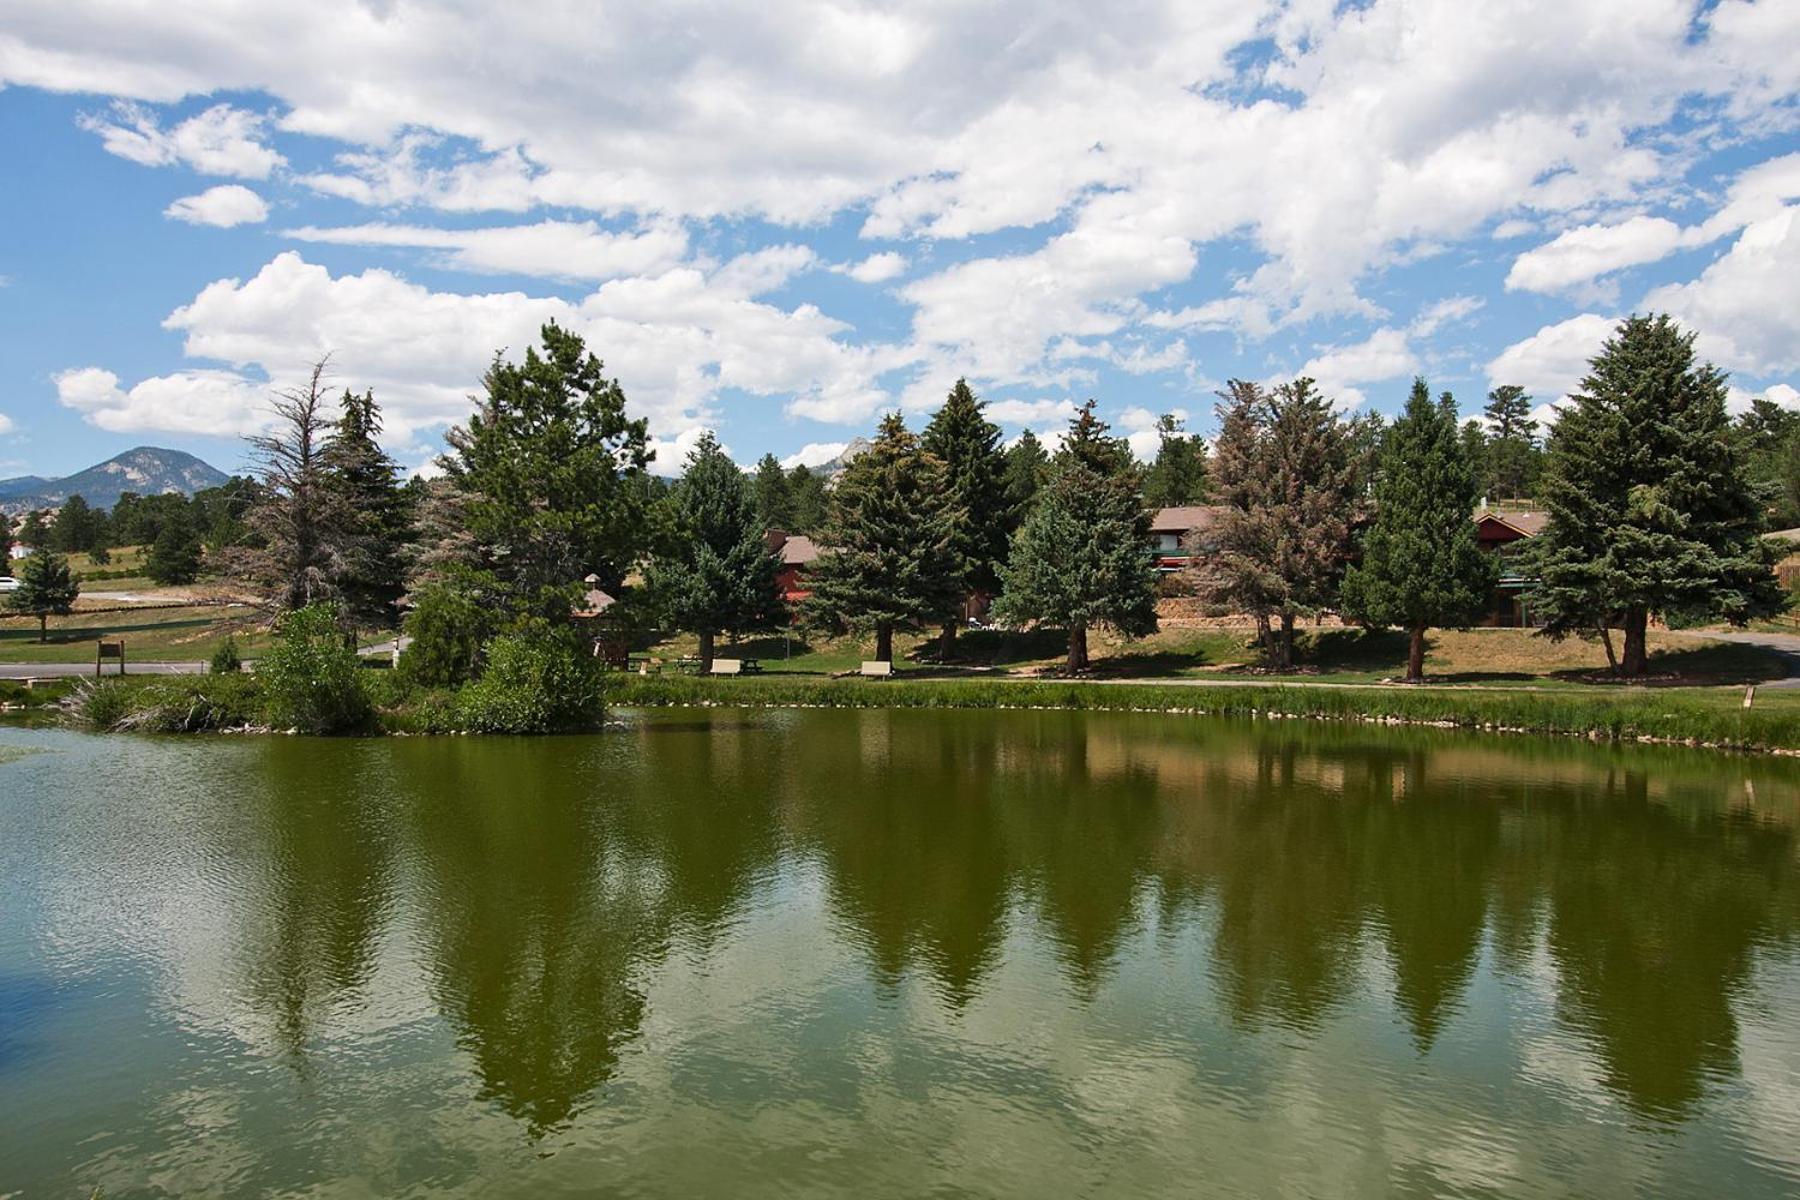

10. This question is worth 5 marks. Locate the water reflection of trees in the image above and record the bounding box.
[230,740,397,1066]
[785,713,1800,1118]
[219,714,1800,1131]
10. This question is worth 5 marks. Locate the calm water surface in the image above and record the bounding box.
[2,710,1800,1197]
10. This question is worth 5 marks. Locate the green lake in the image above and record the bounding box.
[3,710,1799,1197]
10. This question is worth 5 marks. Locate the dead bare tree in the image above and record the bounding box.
[235,358,354,614]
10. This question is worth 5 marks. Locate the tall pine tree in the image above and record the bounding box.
[1143,413,1209,506]
[1194,378,1360,669]
[1480,384,1540,500]
[321,389,413,629]
[803,414,962,663]
[921,379,1014,657]
[751,453,795,532]
[993,402,1157,671]
[442,323,653,619]
[786,464,828,533]
[1530,314,1782,676]
[1003,429,1051,513]
[1341,380,1496,681]
[646,432,783,670]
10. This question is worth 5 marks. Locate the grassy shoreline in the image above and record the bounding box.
[604,674,1800,754]
[31,667,1800,754]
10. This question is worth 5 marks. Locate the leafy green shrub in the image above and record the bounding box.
[399,581,498,688]
[75,675,261,732]
[257,603,372,734]
[209,636,243,675]
[72,679,135,729]
[455,630,604,734]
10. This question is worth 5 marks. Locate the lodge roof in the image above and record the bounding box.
[1475,509,1549,537]
[1149,505,1228,534]
[776,534,820,566]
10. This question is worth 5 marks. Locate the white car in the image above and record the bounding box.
[0,577,17,592]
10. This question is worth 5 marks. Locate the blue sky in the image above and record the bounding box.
[1,0,1797,481]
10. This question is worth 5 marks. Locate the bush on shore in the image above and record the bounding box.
[75,674,261,733]
[255,603,373,734]
[455,629,605,734]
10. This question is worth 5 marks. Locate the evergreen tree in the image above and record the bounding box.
[241,360,354,613]
[1143,413,1209,507]
[0,511,13,566]
[1341,380,1497,681]
[646,432,783,670]
[921,378,1014,656]
[1054,399,1135,476]
[751,453,795,532]
[1003,429,1051,513]
[802,413,962,663]
[321,389,413,629]
[1194,378,1360,669]
[442,322,653,619]
[49,494,104,554]
[145,507,203,585]
[786,464,829,532]
[1530,315,1783,676]
[18,510,48,550]
[993,404,1156,671]
[6,549,79,642]
[1481,385,1540,500]
[1731,397,1800,528]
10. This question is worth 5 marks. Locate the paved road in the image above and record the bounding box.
[0,661,206,679]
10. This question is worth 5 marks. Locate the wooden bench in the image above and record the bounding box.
[709,658,743,675]
[859,660,893,678]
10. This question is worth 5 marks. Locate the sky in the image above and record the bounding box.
[0,0,1797,481]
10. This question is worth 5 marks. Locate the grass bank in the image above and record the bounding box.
[606,674,1800,753]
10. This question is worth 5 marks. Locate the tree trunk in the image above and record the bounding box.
[1406,625,1426,683]
[1621,607,1649,677]
[1597,622,1619,674]
[1277,612,1296,672]
[875,622,893,664]
[1254,612,1273,666]
[1068,622,1089,673]
[39,613,47,644]
[698,628,715,672]
[939,621,957,661]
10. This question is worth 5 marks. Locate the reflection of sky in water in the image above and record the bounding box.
[1,713,1798,1197]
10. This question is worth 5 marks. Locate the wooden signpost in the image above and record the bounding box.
[96,639,126,677]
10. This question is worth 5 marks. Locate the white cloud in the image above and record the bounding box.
[56,250,898,453]
[1294,327,1418,409]
[77,102,283,178]
[840,252,908,284]
[986,398,1077,426]
[780,441,848,469]
[1,0,1796,437]
[1505,216,1685,295]
[1485,313,1619,400]
[0,412,14,435]
[1409,296,1484,338]
[54,366,271,435]
[165,184,269,227]
[1644,207,1800,376]
[282,219,688,282]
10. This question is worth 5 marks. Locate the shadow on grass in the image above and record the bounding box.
[1546,641,1790,687]
[0,616,219,647]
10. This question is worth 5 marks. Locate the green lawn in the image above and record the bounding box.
[635,623,1789,690]
[0,604,271,663]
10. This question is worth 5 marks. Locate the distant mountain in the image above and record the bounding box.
[809,437,871,479]
[0,447,231,513]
